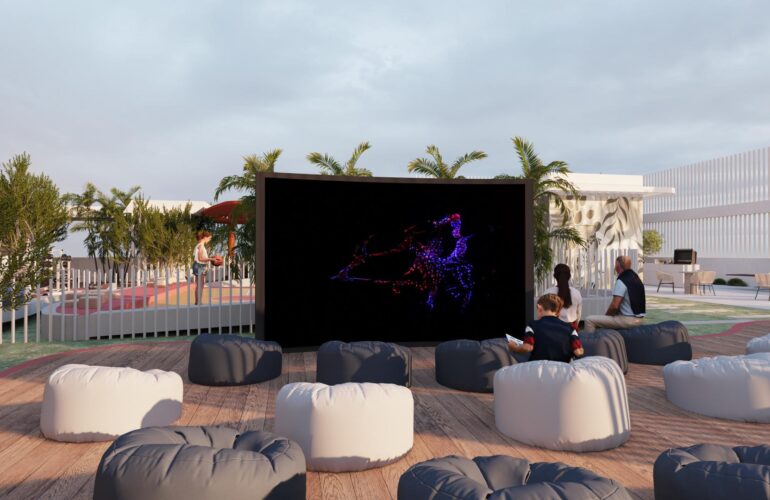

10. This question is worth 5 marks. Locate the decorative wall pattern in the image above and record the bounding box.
[551,196,643,253]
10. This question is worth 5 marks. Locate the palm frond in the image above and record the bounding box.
[108,186,141,207]
[450,150,487,177]
[307,152,343,175]
[538,178,580,205]
[425,145,447,177]
[346,141,371,172]
[215,175,251,200]
[352,167,373,177]
[545,192,570,218]
[407,158,440,178]
[261,149,282,171]
[543,160,570,175]
[216,149,282,200]
[229,196,255,224]
[512,137,541,178]
[548,226,586,247]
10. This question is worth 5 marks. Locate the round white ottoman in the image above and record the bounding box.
[494,357,630,452]
[663,353,770,422]
[747,334,770,354]
[274,382,413,472]
[41,364,183,442]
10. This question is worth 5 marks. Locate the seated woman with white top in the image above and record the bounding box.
[545,264,582,330]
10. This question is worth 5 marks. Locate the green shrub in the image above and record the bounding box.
[713,278,726,285]
[1,153,69,311]
[643,229,664,255]
[727,278,747,287]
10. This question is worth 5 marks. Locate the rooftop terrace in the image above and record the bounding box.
[0,322,767,499]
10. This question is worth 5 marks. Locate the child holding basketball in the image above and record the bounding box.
[192,231,220,305]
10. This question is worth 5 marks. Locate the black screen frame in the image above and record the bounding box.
[254,172,534,346]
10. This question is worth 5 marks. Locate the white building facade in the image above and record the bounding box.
[644,146,770,281]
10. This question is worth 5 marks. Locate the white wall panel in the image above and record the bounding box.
[644,147,770,259]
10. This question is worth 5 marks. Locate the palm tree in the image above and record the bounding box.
[407,145,487,179]
[306,142,373,176]
[496,137,585,282]
[64,183,101,271]
[97,185,141,279]
[64,183,141,278]
[214,150,282,271]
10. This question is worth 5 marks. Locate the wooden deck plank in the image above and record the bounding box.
[0,328,767,499]
[0,343,176,493]
[0,344,139,421]
[0,343,182,499]
[0,345,143,453]
[38,344,193,500]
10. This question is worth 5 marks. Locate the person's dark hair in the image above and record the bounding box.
[553,263,573,309]
[537,293,563,314]
[196,230,212,241]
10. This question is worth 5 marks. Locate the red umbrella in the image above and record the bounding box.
[195,200,247,225]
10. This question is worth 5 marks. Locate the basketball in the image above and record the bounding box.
[211,255,224,267]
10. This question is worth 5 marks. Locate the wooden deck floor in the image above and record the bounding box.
[0,324,768,499]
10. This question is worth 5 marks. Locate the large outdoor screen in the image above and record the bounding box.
[255,174,533,349]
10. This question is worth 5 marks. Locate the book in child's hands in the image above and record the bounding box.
[505,334,523,346]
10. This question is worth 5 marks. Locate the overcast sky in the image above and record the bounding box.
[2,0,770,208]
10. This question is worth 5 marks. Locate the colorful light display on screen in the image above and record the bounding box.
[331,213,474,311]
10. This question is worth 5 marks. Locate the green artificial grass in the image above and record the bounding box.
[2,294,767,371]
[0,334,196,372]
[1,316,253,372]
[645,295,769,336]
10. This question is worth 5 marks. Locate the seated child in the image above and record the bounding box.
[508,293,584,362]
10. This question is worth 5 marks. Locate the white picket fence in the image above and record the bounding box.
[1,261,255,344]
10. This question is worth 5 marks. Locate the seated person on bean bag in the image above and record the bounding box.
[508,293,584,362]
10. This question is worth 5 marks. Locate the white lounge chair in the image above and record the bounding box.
[755,273,770,300]
[698,271,716,295]
[656,271,675,293]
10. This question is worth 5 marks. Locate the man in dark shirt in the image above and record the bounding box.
[508,294,584,362]
[583,255,645,332]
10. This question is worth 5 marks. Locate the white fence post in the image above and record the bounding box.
[97,271,103,340]
[142,268,148,338]
[48,276,53,342]
[153,265,159,337]
[130,266,136,339]
[176,266,181,336]
[35,285,41,343]
[59,268,65,341]
[239,262,244,334]
[84,270,90,340]
[164,265,170,336]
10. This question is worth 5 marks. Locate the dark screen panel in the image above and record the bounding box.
[256,175,532,348]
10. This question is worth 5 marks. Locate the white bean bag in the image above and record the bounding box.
[663,353,770,422]
[275,382,413,472]
[747,334,770,354]
[41,364,183,442]
[494,357,630,452]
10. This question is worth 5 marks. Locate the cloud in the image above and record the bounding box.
[1,0,769,207]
